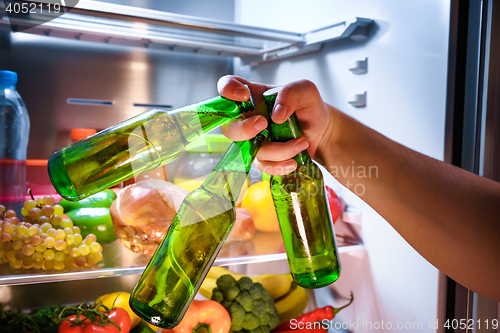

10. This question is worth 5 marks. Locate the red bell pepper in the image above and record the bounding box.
[273,293,354,332]
[325,186,341,223]
[161,300,231,333]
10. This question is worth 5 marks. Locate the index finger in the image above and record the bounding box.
[218,75,274,141]
[217,75,274,103]
[221,115,268,142]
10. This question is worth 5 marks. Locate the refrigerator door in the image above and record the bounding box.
[235,0,451,332]
[445,0,500,332]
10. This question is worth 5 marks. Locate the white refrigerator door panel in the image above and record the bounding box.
[235,1,450,332]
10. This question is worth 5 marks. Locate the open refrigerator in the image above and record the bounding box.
[0,0,499,332]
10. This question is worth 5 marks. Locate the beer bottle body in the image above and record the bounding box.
[264,87,341,289]
[130,133,265,328]
[48,96,254,201]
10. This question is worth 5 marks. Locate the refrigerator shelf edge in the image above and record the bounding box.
[0,0,372,64]
[0,241,363,287]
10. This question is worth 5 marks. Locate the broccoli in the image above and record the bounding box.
[227,303,246,327]
[248,285,263,300]
[259,313,270,326]
[223,285,241,301]
[251,299,265,317]
[236,277,253,291]
[217,274,236,290]
[235,291,253,312]
[242,313,260,330]
[212,288,224,303]
[212,274,280,333]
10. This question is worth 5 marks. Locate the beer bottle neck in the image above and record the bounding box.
[174,93,255,117]
[214,131,266,173]
[204,131,267,204]
[264,89,311,166]
[233,95,256,113]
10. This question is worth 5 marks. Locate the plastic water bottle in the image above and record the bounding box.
[0,70,30,214]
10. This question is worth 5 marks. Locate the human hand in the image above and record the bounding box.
[217,75,334,175]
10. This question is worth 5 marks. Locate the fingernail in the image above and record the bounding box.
[254,117,267,131]
[295,139,309,153]
[234,88,248,100]
[283,160,297,170]
[273,104,287,122]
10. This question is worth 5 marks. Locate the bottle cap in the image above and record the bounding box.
[263,86,282,108]
[71,128,97,142]
[185,134,232,154]
[0,70,18,86]
[263,86,282,98]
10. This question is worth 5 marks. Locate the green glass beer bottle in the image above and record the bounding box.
[129,131,267,329]
[48,95,255,201]
[263,87,341,289]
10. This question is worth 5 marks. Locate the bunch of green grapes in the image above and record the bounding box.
[0,195,103,271]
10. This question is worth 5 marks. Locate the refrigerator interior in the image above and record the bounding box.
[0,0,485,332]
[234,0,450,332]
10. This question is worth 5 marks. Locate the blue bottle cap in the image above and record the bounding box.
[0,70,18,86]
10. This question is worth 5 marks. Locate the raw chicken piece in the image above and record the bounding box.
[110,179,188,256]
[111,180,257,256]
[227,208,256,242]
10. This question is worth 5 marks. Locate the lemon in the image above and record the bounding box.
[241,180,280,232]
[95,291,141,328]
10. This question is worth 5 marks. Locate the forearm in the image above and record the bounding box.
[319,106,500,300]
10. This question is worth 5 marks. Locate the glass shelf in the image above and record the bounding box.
[0,231,363,286]
[0,0,373,65]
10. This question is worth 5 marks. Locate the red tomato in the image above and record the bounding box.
[58,315,88,333]
[325,186,341,223]
[84,325,119,333]
[107,308,131,333]
[58,308,130,333]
